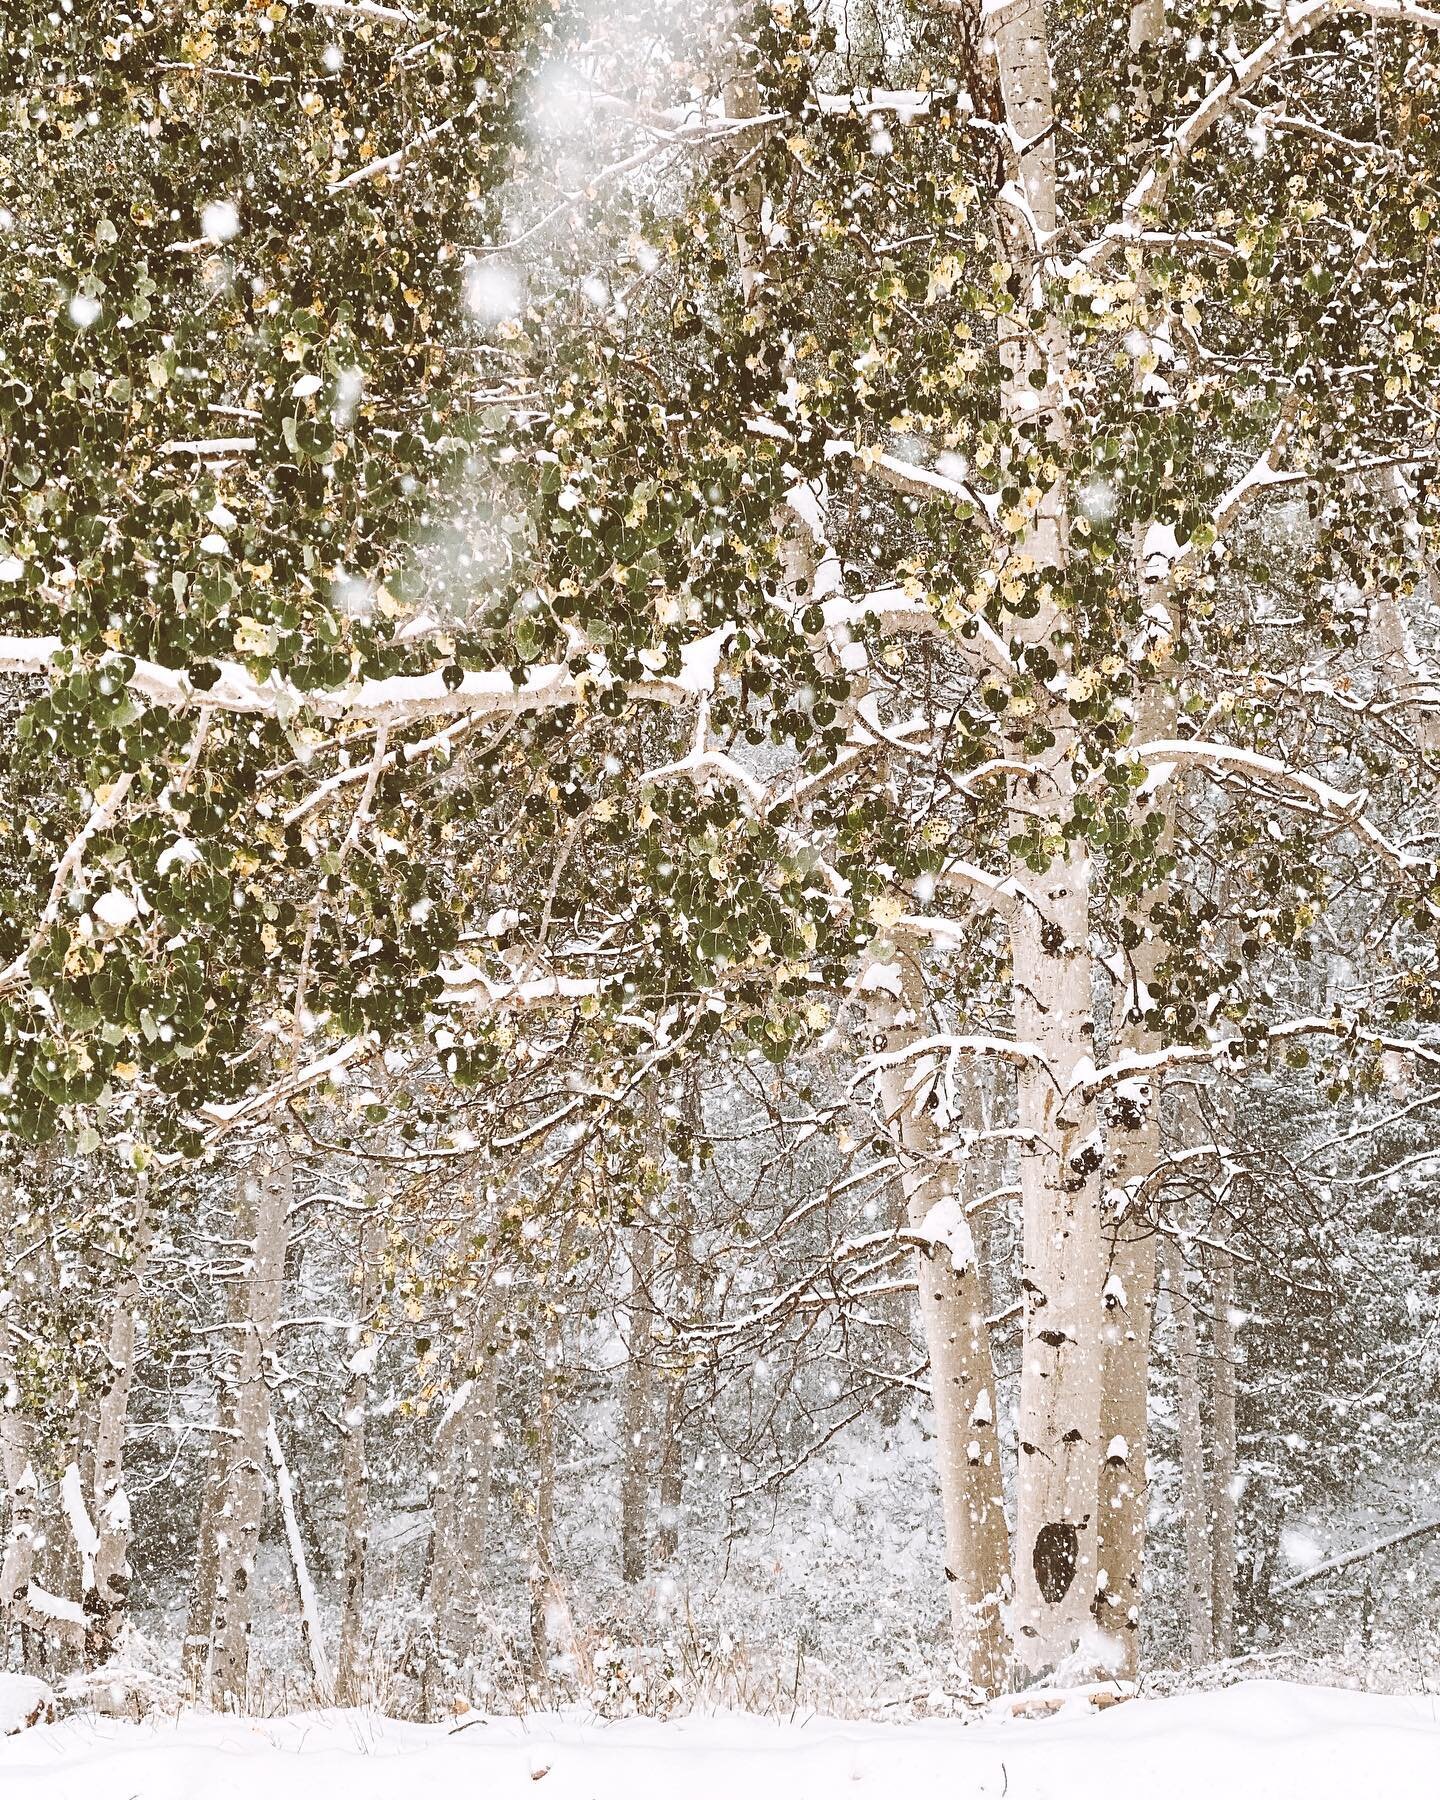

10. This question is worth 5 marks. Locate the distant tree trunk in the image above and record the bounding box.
[653,1192,695,1567]
[267,1420,333,1700]
[1167,1239,1212,1666]
[1210,1246,1238,1658]
[210,1150,291,1709]
[654,1380,686,1565]
[337,1211,383,1703]
[87,1176,152,1664]
[182,1272,247,1697]
[182,1438,221,1695]
[1096,676,1171,1676]
[1096,1213,1156,1675]
[429,1295,501,1666]
[868,949,1012,1698]
[0,1178,84,1659]
[529,1305,560,1681]
[528,1237,581,1687]
[620,1222,655,1584]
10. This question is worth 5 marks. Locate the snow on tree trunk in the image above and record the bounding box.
[1095,1186,1156,1676]
[1009,865,1107,1673]
[654,1240,690,1569]
[182,1264,248,1698]
[87,1176,151,1665]
[867,951,1012,1697]
[0,1180,84,1656]
[529,1298,561,1682]
[1167,1238,1213,1666]
[1090,0,1174,1684]
[976,0,1110,1673]
[429,1295,501,1667]
[1095,673,1171,1673]
[620,1220,656,1585]
[337,1211,383,1704]
[267,1420,334,1701]
[1210,1245,1238,1659]
[210,1150,291,1710]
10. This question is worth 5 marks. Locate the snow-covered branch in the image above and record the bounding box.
[0,772,135,998]
[1126,738,1428,874]
[1089,0,1440,266]
[0,631,732,726]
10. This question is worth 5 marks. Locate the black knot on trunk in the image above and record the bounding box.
[1033,1521,1079,1605]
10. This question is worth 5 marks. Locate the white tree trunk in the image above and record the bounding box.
[182,1276,247,1696]
[620,1222,656,1585]
[210,1150,291,1709]
[654,1144,696,1567]
[429,1296,501,1665]
[1095,1202,1156,1674]
[337,1211,383,1702]
[267,1420,334,1701]
[1167,1239,1213,1666]
[1095,668,1172,1673]
[529,1300,562,1682]
[0,1179,85,1656]
[979,0,1111,1672]
[1009,879,1107,1672]
[87,1176,151,1663]
[868,950,1012,1696]
[1210,1246,1238,1658]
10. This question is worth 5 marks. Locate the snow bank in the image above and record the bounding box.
[0,1676,55,1736]
[0,1683,1436,1798]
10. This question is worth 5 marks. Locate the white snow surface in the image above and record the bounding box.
[914,1197,977,1272]
[1,1685,1437,1798]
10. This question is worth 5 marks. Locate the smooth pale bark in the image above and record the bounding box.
[267,1420,334,1699]
[1167,1239,1213,1665]
[210,1151,291,1709]
[337,1212,383,1702]
[1095,855,1162,1675]
[1094,856,1162,1674]
[975,0,1110,1670]
[620,1222,656,1584]
[1095,1205,1156,1671]
[1210,1246,1238,1658]
[429,1296,501,1664]
[87,1178,152,1663]
[868,949,1012,1696]
[1008,872,1107,1677]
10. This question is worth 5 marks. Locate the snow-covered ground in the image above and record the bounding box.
[2,1683,1437,1799]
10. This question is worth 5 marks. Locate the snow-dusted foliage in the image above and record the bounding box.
[0,0,1438,1733]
